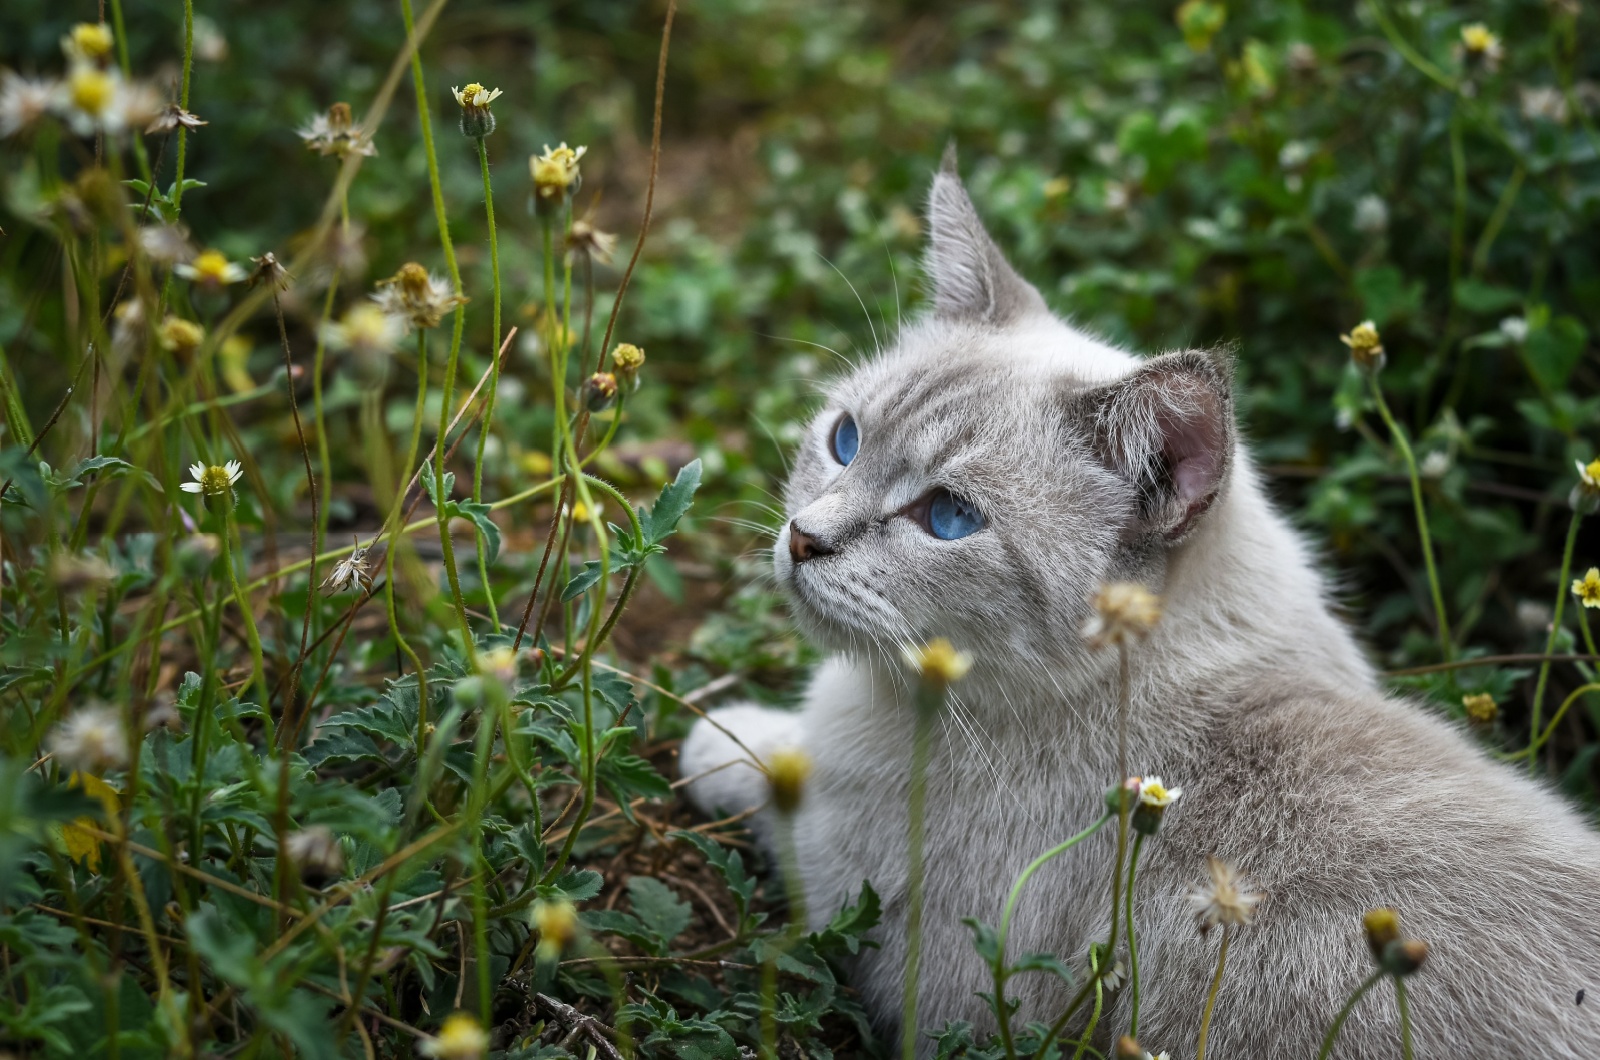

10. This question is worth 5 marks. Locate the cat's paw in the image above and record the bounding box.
[679,703,802,822]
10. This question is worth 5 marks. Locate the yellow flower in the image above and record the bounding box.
[1188,855,1260,932]
[1082,582,1162,649]
[532,899,579,962]
[903,637,973,684]
[65,22,115,62]
[1137,776,1181,808]
[612,342,646,390]
[175,249,247,290]
[322,303,402,359]
[451,83,502,138]
[451,83,502,109]
[1340,320,1385,371]
[158,315,205,357]
[1461,692,1498,724]
[1572,568,1600,609]
[1363,907,1401,960]
[766,747,813,814]
[67,65,116,118]
[1578,459,1600,492]
[480,646,518,686]
[420,1012,489,1060]
[531,142,586,211]
[181,459,243,498]
[58,771,120,873]
[1459,23,1503,66]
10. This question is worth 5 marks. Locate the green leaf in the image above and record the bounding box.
[627,876,692,947]
[638,460,702,546]
[419,463,455,507]
[538,868,603,903]
[562,560,603,601]
[455,499,501,564]
[1524,315,1587,392]
[1453,279,1522,315]
[1354,265,1424,327]
[1011,951,1074,983]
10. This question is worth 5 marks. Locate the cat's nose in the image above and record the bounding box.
[789,521,833,564]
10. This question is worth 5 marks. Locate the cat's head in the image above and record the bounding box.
[774,154,1237,674]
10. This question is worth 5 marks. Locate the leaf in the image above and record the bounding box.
[561,560,603,602]
[1453,279,1522,315]
[1524,315,1587,392]
[419,462,455,506]
[1354,265,1424,327]
[670,830,756,918]
[813,880,880,956]
[961,917,1000,965]
[583,909,659,953]
[627,876,692,947]
[455,500,501,564]
[638,460,702,546]
[1011,951,1074,983]
[537,868,603,903]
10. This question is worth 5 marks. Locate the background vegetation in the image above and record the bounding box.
[2,0,1598,1056]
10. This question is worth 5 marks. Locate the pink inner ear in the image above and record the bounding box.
[1158,396,1226,526]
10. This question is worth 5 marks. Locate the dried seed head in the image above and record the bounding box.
[1082,582,1162,650]
[567,218,618,262]
[248,252,291,291]
[47,706,128,774]
[1188,855,1261,932]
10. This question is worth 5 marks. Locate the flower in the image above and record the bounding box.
[1574,458,1600,514]
[480,646,518,686]
[58,64,122,135]
[373,262,466,331]
[1,71,56,139]
[451,82,501,138]
[283,826,344,887]
[1188,855,1260,932]
[1573,568,1600,609]
[532,899,579,963]
[248,252,291,291]
[158,316,204,357]
[582,371,618,412]
[298,101,376,158]
[1363,907,1401,960]
[1082,582,1162,649]
[1459,24,1503,70]
[146,102,207,134]
[322,303,403,359]
[1498,316,1529,344]
[1461,692,1499,724]
[611,342,645,390]
[531,142,586,213]
[1352,194,1389,236]
[63,22,115,63]
[1099,958,1127,992]
[1340,319,1386,372]
[139,223,195,265]
[1520,86,1569,124]
[1419,450,1450,479]
[766,747,812,814]
[420,1013,489,1060]
[567,218,618,262]
[1137,776,1181,807]
[47,706,128,774]
[180,459,243,497]
[902,637,973,685]
[319,542,373,594]
[175,249,247,291]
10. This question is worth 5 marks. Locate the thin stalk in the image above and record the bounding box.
[1528,510,1583,770]
[1124,832,1146,1038]
[1194,923,1232,1060]
[900,682,941,1060]
[1315,970,1385,1060]
[1069,979,1103,1060]
[471,136,502,630]
[1395,976,1414,1060]
[387,334,431,743]
[1368,378,1451,660]
[221,501,267,723]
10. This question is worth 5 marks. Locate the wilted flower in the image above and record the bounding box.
[582,371,618,412]
[298,101,376,158]
[420,1012,489,1060]
[322,303,403,360]
[48,706,128,774]
[1572,568,1600,609]
[567,218,617,262]
[248,252,291,291]
[531,142,585,213]
[1461,692,1499,724]
[903,637,973,685]
[451,82,501,138]
[1082,582,1161,649]
[1352,194,1389,236]
[1189,855,1260,932]
[373,262,466,331]
[1340,319,1385,372]
[319,542,373,594]
[175,249,247,291]
[146,102,207,134]
[766,747,812,814]
[1,71,56,138]
[532,899,579,962]
[158,315,204,357]
[1459,24,1503,70]
[139,222,195,265]
[180,459,242,497]
[63,23,115,64]
[283,826,344,887]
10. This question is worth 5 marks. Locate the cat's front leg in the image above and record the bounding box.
[679,703,802,850]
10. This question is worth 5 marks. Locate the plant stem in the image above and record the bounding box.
[1315,970,1385,1060]
[471,136,502,631]
[387,334,430,745]
[1194,923,1232,1060]
[1125,832,1146,1038]
[900,682,940,1060]
[221,501,267,723]
[1528,509,1582,771]
[1368,378,1452,660]
[1070,978,1103,1060]
[1395,976,1414,1060]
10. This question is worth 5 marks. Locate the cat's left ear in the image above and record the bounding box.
[925,145,1049,326]
[1085,350,1236,542]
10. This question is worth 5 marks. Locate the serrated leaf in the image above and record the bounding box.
[561,560,603,602]
[638,460,702,546]
[537,868,603,903]
[419,462,455,507]
[627,876,692,948]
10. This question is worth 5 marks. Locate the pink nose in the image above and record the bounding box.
[789,522,832,564]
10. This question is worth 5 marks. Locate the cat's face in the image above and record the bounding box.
[773,159,1236,674]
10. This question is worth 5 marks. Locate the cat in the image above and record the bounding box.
[679,152,1600,1058]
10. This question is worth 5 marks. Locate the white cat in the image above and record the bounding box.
[681,155,1600,1058]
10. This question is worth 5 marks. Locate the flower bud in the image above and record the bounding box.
[766,747,813,815]
[1115,1037,1144,1060]
[1382,938,1429,977]
[582,371,618,412]
[1363,907,1401,961]
[611,343,645,391]
[531,143,585,216]
[1573,458,1600,515]
[1340,320,1386,374]
[533,899,579,962]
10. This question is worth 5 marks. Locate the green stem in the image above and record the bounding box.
[471,136,503,631]
[1315,970,1385,1060]
[1395,976,1414,1060]
[1194,923,1231,1060]
[1125,832,1145,1038]
[1070,979,1103,1060]
[221,500,267,725]
[900,684,940,1060]
[1368,378,1451,660]
[388,334,430,743]
[1528,509,1583,770]
[169,0,195,216]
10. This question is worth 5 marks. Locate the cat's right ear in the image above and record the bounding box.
[924,145,1049,326]
[1084,350,1236,543]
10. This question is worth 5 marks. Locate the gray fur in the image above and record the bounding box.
[681,166,1600,1058]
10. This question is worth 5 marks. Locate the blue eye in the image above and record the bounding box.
[928,489,986,540]
[831,413,860,465]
